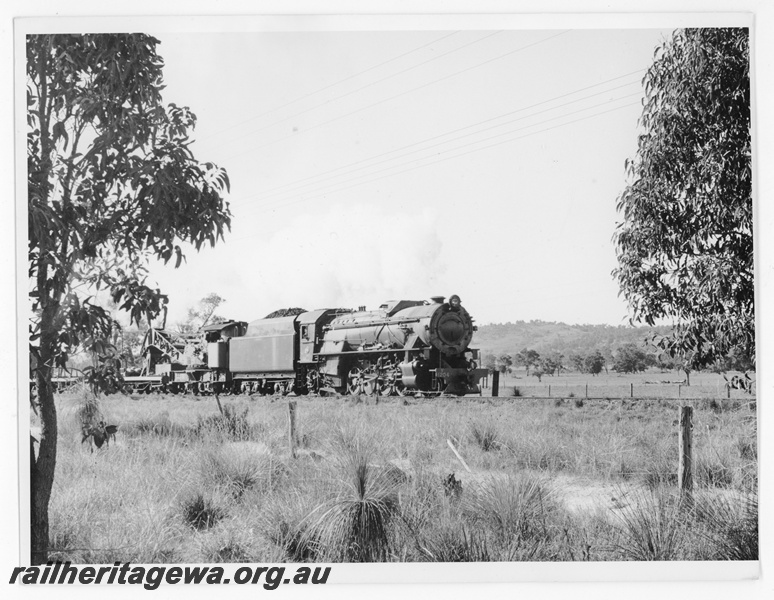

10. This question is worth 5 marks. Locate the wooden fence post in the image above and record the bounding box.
[491,371,499,397]
[288,400,297,459]
[678,406,693,497]
[678,384,681,398]
[548,384,551,397]
[585,383,588,398]
[630,383,634,398]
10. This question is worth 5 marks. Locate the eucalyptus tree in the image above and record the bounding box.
[614,28,752,378]
[28,34,231,563]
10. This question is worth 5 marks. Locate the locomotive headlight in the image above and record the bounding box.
[449,294,462,309]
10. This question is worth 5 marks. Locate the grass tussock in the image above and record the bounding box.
[299,439,403,562]
[735,437,756,461]
[200,529,255,563]
[418,520,491,562]
[203,442,284,499]
[506,435,573,472]
[259,491,320,562]
[695,451,735,489]
[608,488,687,560]
[180,491,225,531]
[195,403,254,440]
[469,420,501,452]
[693,493,758,560]
[130,412,177,437]
[465,474,556,546]
[642,453,678,490]
[47,520,84,563]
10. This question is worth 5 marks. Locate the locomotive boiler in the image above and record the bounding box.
[135,294,487,397]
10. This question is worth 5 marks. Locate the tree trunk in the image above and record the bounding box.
[30,43,59,566]
[31,348,58,565]
[684,369,691,386]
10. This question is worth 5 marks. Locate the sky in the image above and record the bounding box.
[140,26,677,328]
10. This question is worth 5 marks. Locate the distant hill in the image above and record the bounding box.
[471,320,673,360]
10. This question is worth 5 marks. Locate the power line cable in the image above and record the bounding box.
[216,30,572,164]
[234,93,641,218]
[225,100,640,244]
[232,69,644,202]
[232,78,643,205]
[233,97,639,224]
[207,31,501,152]
[244,93,641,213]
[198,31,462,146]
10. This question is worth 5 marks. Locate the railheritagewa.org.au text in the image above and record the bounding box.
[10,562,331,590]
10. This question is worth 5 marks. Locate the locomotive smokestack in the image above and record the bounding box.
[430,296,445,304]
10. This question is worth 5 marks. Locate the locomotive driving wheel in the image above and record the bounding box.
[306,370,320,395]
[378,361,405,396]
[361,365,379,396]
[347,367,365,396]
[347,365,380,396]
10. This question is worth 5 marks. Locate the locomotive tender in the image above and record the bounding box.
[140,294,487,397]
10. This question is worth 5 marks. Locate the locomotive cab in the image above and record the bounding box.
[296,309,348,364]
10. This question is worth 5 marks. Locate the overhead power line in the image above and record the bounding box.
[216,30,572,164]
[198,30,462,146]
[224,99,641,245]
[232,93,641,217]
[230,75,643,206]
[207,31,500,152]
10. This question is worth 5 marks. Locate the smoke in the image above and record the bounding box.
[147,201,450,325]
[245,202,448,313]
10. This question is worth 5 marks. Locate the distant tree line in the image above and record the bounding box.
[482,341,753,384]
[482,348,575,383]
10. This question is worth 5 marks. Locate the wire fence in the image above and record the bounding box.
[481,377,756,401]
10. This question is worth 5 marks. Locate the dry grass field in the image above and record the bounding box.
[482,370,755,400]
[38,384,758,564]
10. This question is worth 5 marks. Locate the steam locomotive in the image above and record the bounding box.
[130,294,487,397]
